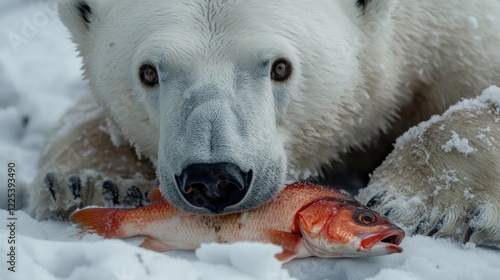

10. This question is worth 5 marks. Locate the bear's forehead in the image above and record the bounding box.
[99,0,349,39]
[104,0,279,34]
[92,0,316,65]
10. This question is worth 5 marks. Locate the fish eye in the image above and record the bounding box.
[355,210,377,225]
[139,64,159,88]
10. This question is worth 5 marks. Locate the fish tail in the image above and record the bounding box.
[70,207,126,238]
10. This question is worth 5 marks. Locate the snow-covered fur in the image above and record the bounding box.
[29,0,500,247]
[358,86,500,246]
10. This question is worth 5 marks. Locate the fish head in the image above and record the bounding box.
[296,199,405,258]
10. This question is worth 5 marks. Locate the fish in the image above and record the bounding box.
[70,183,404,262]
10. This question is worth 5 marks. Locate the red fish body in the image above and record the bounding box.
[71,183,404,261]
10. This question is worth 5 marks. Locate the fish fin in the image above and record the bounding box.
[70,207,122,238]
[148,188,164,203]
[139,237,177,252]
[266,230,301,262]
[276,250,298,263]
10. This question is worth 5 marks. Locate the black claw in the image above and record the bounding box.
[22,115,30,128]
[462,225,475,244]
[383,207,393,217]
[126,186,144,208]
[367,191,387,208]
[102,180,119,204]
[462,209,481,244]
[68,176,81,199]
[44,172,57,200]
[413,215,430,235]
[427,215,446,237]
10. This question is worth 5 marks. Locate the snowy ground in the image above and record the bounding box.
[1,2,500,280]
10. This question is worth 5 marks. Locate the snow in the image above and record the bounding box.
[428,169,460,196]
[1,2,500,280]
[394,85,500,151]
[196,243,290,280]
[467,16,479,30]
[441,131,477,155]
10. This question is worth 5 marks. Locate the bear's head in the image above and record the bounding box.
[59,0,396,214]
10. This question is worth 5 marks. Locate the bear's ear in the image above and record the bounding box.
[356,0,371,9]
[58,0,113,55]
[356,0,396,18]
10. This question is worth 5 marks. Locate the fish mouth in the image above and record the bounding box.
[360,228,405,254]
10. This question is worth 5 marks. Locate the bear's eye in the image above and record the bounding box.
[271,59,292,81]
[139,64,159,88]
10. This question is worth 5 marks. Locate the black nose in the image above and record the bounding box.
[175,163,253,213]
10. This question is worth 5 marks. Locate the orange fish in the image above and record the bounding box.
[71,183,404,262]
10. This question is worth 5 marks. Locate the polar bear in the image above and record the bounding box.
[29,0,500,247]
